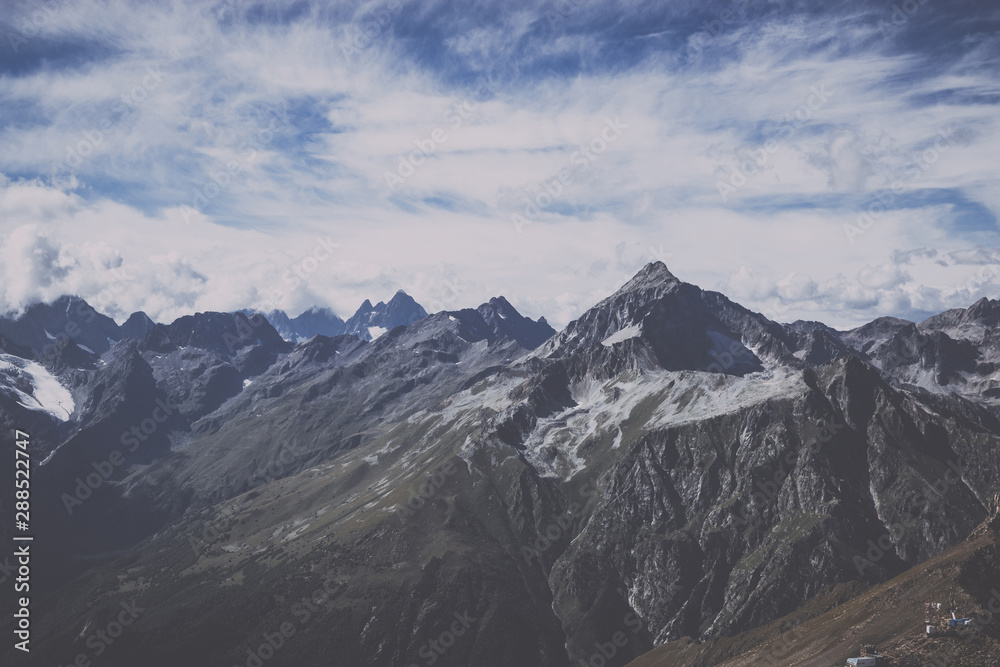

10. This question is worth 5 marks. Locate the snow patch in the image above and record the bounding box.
[521,367,805,481]
[282,523,311,542]
[0,354,75,421]
[368,326,388,340]
[601,323,642,347]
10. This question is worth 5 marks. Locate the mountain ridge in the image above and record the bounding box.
[1,263,999,667]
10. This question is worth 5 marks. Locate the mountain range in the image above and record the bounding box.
[242,290,429,343]
[0,262,998,667]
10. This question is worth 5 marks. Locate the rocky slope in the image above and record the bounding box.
[628,494,1000,667]
[1,263,999,667]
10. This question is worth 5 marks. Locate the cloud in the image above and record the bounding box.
[940,247,1000,266]
[0,0,997,329]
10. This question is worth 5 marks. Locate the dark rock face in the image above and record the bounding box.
[839,297,1000,398]
[119,311,156,338]
[0,296,121,354]
[839,315,913,353]
[246,293,430,345]
[446,296,555,350]
[3,265,1000,667]
[0,295,157,357]
[135,311,292,421]
[539,262,813,382]
[0,331,35,358]
[39,336,98,374]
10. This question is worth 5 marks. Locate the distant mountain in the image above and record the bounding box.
[244,292,427,344]
[137,311,292,421]
[838,297,1000,398]
[444,296,555,350]
[343,289,428,340]
[0,296,155,358]
[119,311,156,339]
[243,306,346,343]
[0,296,121,355]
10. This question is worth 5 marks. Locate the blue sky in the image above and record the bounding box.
[0,0,998,328]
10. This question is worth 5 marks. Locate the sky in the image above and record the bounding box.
[0,0,998,329]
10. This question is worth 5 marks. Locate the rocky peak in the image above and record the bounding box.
[344,290,428,340]
[614,261,679,296]
[473,296,555,349]
[245,307,346,343]
[964,296,1000,326]
[141,311,289,357]
[0,295,121,355]
[539,263,771,380]
[120,311,156,339]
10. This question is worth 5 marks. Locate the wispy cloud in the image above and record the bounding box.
[0,0,998,328]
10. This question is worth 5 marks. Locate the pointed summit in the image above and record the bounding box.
[965,296,1000,325]
[343,291,428,340]
[387,290,420,308]
[473,296,555,349]
[0,295,122,355]
[617,261,679,294]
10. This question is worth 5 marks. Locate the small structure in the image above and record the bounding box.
[925,602,945,635]
[846,644,891,666]
[924,599,974,636]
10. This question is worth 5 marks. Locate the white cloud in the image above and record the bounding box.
[0,1,997,330]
